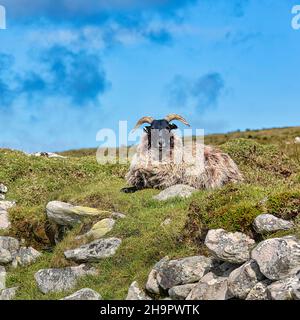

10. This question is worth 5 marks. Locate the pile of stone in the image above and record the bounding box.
[32,201,124,295]
[127,213,299,300]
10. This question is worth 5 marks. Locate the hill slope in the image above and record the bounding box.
[0,127,300,299]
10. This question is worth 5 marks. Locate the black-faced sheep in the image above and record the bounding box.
[121,114,243,193]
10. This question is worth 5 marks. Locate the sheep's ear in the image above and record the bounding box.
[170,123,178,130]
[143,126,151,133]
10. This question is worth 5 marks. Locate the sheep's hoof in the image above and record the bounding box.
[120,187,138,193]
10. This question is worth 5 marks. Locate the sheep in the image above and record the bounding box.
[121,114,243,193]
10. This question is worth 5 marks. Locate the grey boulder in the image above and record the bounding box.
[0,201,15,230]
[251,236,300,280]
[0,266,5,290]
[0,184,7,194]
[156,255,217,290]
[153,185,196,201]
[64,237,122,263]
[61,288,102,300]
[12,247,41,267]
[253,214,294,234]
[46,201,107,227]
[267,274,300,300]
[168,283,196,300]
[145,256,169,294]
[0,287,18,300]
[205,229,255,264]
[186,272,231,300]
[228,260,265,299]
[246,279,273,300]
[35,264,97,294]
[126,281,152,300]
[0,248,12,265]
[0,236,19,255]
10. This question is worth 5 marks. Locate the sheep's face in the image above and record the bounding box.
[144,119,177,156]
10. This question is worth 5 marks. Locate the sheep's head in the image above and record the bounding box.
[133,114,190,157]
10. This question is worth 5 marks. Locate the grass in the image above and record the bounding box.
[1,126,300,299]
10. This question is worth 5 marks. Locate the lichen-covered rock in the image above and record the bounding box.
[46,201,109,227]
[156,255,217,290]
[0,248,12,265]
[0,184,7,194]
[64,238,122,263]
[61,288,102,300]
[205,229,255,264]
[251,236,300,280]
[153,185,196,201]
[0,201,16,230]
[168,283,196,300]
[78,218,115,240]
[145,256,169,294]
[12,247,41,267]
[267,274,300,300]
[0,236,20,255]
[34,264,97,294]
[246,279,272,300]
[228,260,265,299]
[0,266,6,290]
[186,272,231,300]
[0,287,18,300]
[126,281,152,300]
[253,214,294,234]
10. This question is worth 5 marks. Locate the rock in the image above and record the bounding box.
[30,152,66,158]
[168,283,196,300]
[228,260,265,299]
[253,214,294,234]
[153,185,196,201]
[145,256,169,294]
[160,218,171,226]
[251,236,300,280]
[0,236,20,255]
[186,272,231,300]
[0,201,16,230]
[78,218,115,240]
[12,247,41,267]
[110,212,126,219]
[267,274,300,300]
[0,266,5,290]
[0,184,7,194]
[0,194,5,200]
[126,281,152,300]
[295,137,300,144]
[35,264,97,294]
[46,201,109,227]
[156,255,217,290]
[0,248,12,265]
[64,237,122,263]
[205,229,255,264]
[0,287,18,300]
[61,288,102,300]
[246,279,273,300]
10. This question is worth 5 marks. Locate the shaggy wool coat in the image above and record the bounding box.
[126,133,243,190]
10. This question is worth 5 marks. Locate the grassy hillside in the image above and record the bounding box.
[1,126,300,300]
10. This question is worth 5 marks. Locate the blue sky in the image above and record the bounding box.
[0,0,299,152]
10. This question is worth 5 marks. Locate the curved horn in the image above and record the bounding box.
[133,116,154,131]
[165,114,190,127]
